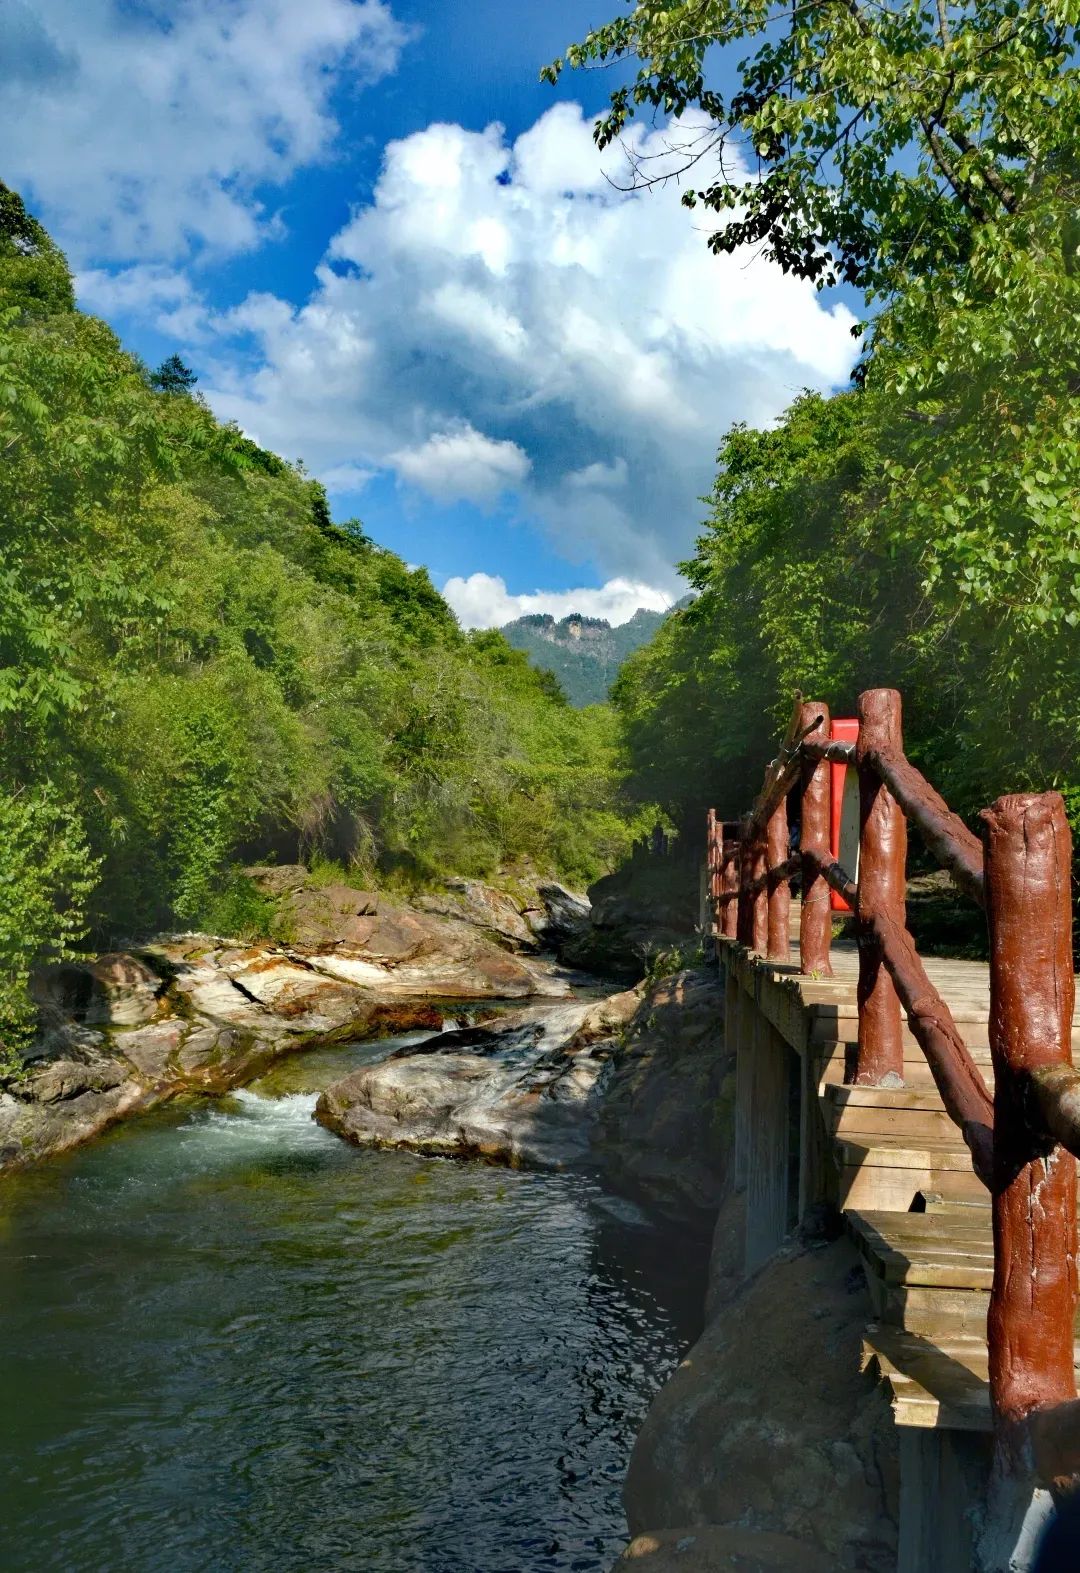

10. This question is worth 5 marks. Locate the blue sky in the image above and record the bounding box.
[1,0,858,626]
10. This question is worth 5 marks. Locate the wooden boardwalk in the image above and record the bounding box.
[722,928,1080,1438]
[709,701,1080,1565]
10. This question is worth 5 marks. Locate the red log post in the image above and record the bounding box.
[799,701,833,977]
[852,689,906,1086]
[982,793,1078,1455]
[721,837,740,940]
[737,818,755,947]
[750,826,769,955]
[766,796,791,962]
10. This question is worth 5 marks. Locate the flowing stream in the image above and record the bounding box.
[0,1027,705,1573]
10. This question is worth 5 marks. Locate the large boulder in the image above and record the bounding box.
[524,882,592,947]
[622,1234,899,1570]
[591,970,731,1227]
[314,968,732,1230]
[33,952,164,1030]
[0,1077,150,1170]
[414,879,539,951]
[242,863,310,899]
[274,883,384,950]
[23,1054,127,1105]
[315,999,610,1168]
[560,855,700,980]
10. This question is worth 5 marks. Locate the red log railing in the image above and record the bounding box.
[704,688,1080,1501]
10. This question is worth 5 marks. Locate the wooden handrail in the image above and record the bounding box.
[802,736,984,905]
[745,702,827,837]
[766,795,791,962]
[799,700,834,977]
[862,744,985,907]
[982,792,1078,1457]
[708,691,1080,1502]
[717,855,798,905]
[870,907,995,1185]
[801,845,858,908]
[855,691,907,1086]
[802,738,855,765]
[720,837,740,939]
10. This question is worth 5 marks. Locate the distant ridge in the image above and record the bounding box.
[500,598,691,706]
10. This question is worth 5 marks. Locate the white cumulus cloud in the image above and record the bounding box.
[196,103,857,583]
[390,425,531,506]
[0,0,410,263]
[442,573,674,631]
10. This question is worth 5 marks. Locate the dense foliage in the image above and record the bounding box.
[612,232,1080,835]
[0,187,642,1052]
[555,1,1080,844]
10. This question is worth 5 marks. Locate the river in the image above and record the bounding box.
[0,1029,706,1573]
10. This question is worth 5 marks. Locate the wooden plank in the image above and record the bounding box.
[898,1430,987,1573]
[852,1209,994,1240]
[833,1108,961,1141]
[862,1326,996,1432]
[852,1232,995,1264]
[799,1017,836,1222]
[831,1087,957,1109]
[840,1163,934,1211]
[836,1137,975,1170]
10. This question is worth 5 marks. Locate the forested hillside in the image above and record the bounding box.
[0,186,642,1050]
[553,1,1080,847]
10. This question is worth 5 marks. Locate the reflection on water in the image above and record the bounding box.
[0,1030,705,1573]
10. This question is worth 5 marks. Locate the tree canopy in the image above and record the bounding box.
[545,0,1080,296]
[151,354,198,394]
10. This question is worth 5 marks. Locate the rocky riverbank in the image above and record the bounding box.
[0,869,594,1173]
[3,850,904,1571]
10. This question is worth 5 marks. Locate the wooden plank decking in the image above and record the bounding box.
[720,924,1080,1439]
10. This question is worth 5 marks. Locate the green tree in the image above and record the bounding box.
[545,1,1079,295]
[0,790,99,1069]
[150,353,198,394]
[0,181,74,314]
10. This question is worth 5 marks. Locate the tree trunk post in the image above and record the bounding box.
[706,808,718,931]
[852,689,906,1086]
[737,817,755,947]
[982,794,1078,1526]
[721,836,740,940]
[766,796,791,962]
[750,825,769,955]
[799,701,833,978]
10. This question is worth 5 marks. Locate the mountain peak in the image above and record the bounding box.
[499,601,679,705]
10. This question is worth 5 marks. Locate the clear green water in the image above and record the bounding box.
[0,1033,705,1573]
